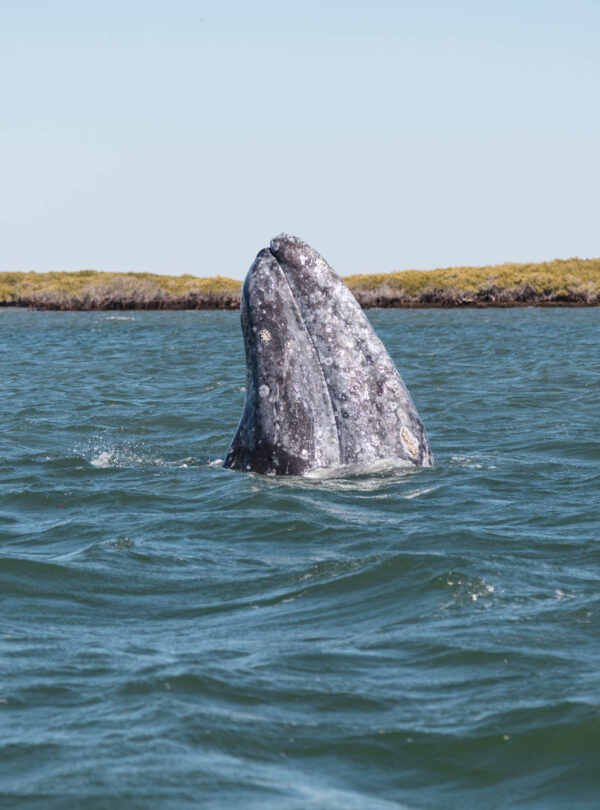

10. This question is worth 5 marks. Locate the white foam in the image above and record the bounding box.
[86,444,158,468]
[304,456,414,480]
[404,486,438,499]
[90,450,116,468]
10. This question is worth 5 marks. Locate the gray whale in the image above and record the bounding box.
[224,235,433,475]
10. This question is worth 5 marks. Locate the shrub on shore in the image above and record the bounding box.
[0,271,241,310]
[346,258,600,307]
[1,258,598,309]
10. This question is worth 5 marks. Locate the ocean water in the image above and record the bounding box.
[1,307,599,809]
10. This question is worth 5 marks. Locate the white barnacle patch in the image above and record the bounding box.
[260,329,272,344]
[259,384,270,398]
[401,426,419,458]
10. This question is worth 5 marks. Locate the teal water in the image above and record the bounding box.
[1,307,599,809]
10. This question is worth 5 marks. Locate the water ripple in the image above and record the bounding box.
[1,308,599,808]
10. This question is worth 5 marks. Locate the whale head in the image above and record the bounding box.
[224,235,433,475]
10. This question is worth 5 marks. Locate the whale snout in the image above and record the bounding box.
[269,234,319,270]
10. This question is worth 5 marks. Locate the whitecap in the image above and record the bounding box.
[90,450,116,468]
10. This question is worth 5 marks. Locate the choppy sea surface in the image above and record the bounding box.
[1,307,599,809]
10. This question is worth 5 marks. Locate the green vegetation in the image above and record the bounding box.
[345,257,600,307]
[0,270,241,310]
[1,258,598,309]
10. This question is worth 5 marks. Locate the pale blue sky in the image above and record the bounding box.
[1,0,598,279]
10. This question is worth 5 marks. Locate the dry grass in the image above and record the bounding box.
[0,270,241,310]
[345,257,600,307]
[1,258,599,309]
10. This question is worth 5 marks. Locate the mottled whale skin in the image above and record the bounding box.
[224,235,433,475]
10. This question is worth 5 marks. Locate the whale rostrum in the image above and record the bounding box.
[224,234,433,475]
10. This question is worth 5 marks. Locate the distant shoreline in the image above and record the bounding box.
[1,258,598,309]
[1,299,596,310]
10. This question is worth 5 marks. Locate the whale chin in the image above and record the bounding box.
[224,234,433,476]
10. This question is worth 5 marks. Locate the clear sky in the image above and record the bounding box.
[1,0,598,279]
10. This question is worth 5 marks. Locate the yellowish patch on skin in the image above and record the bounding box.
[260,329,272,344]
[401,426,418,458]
